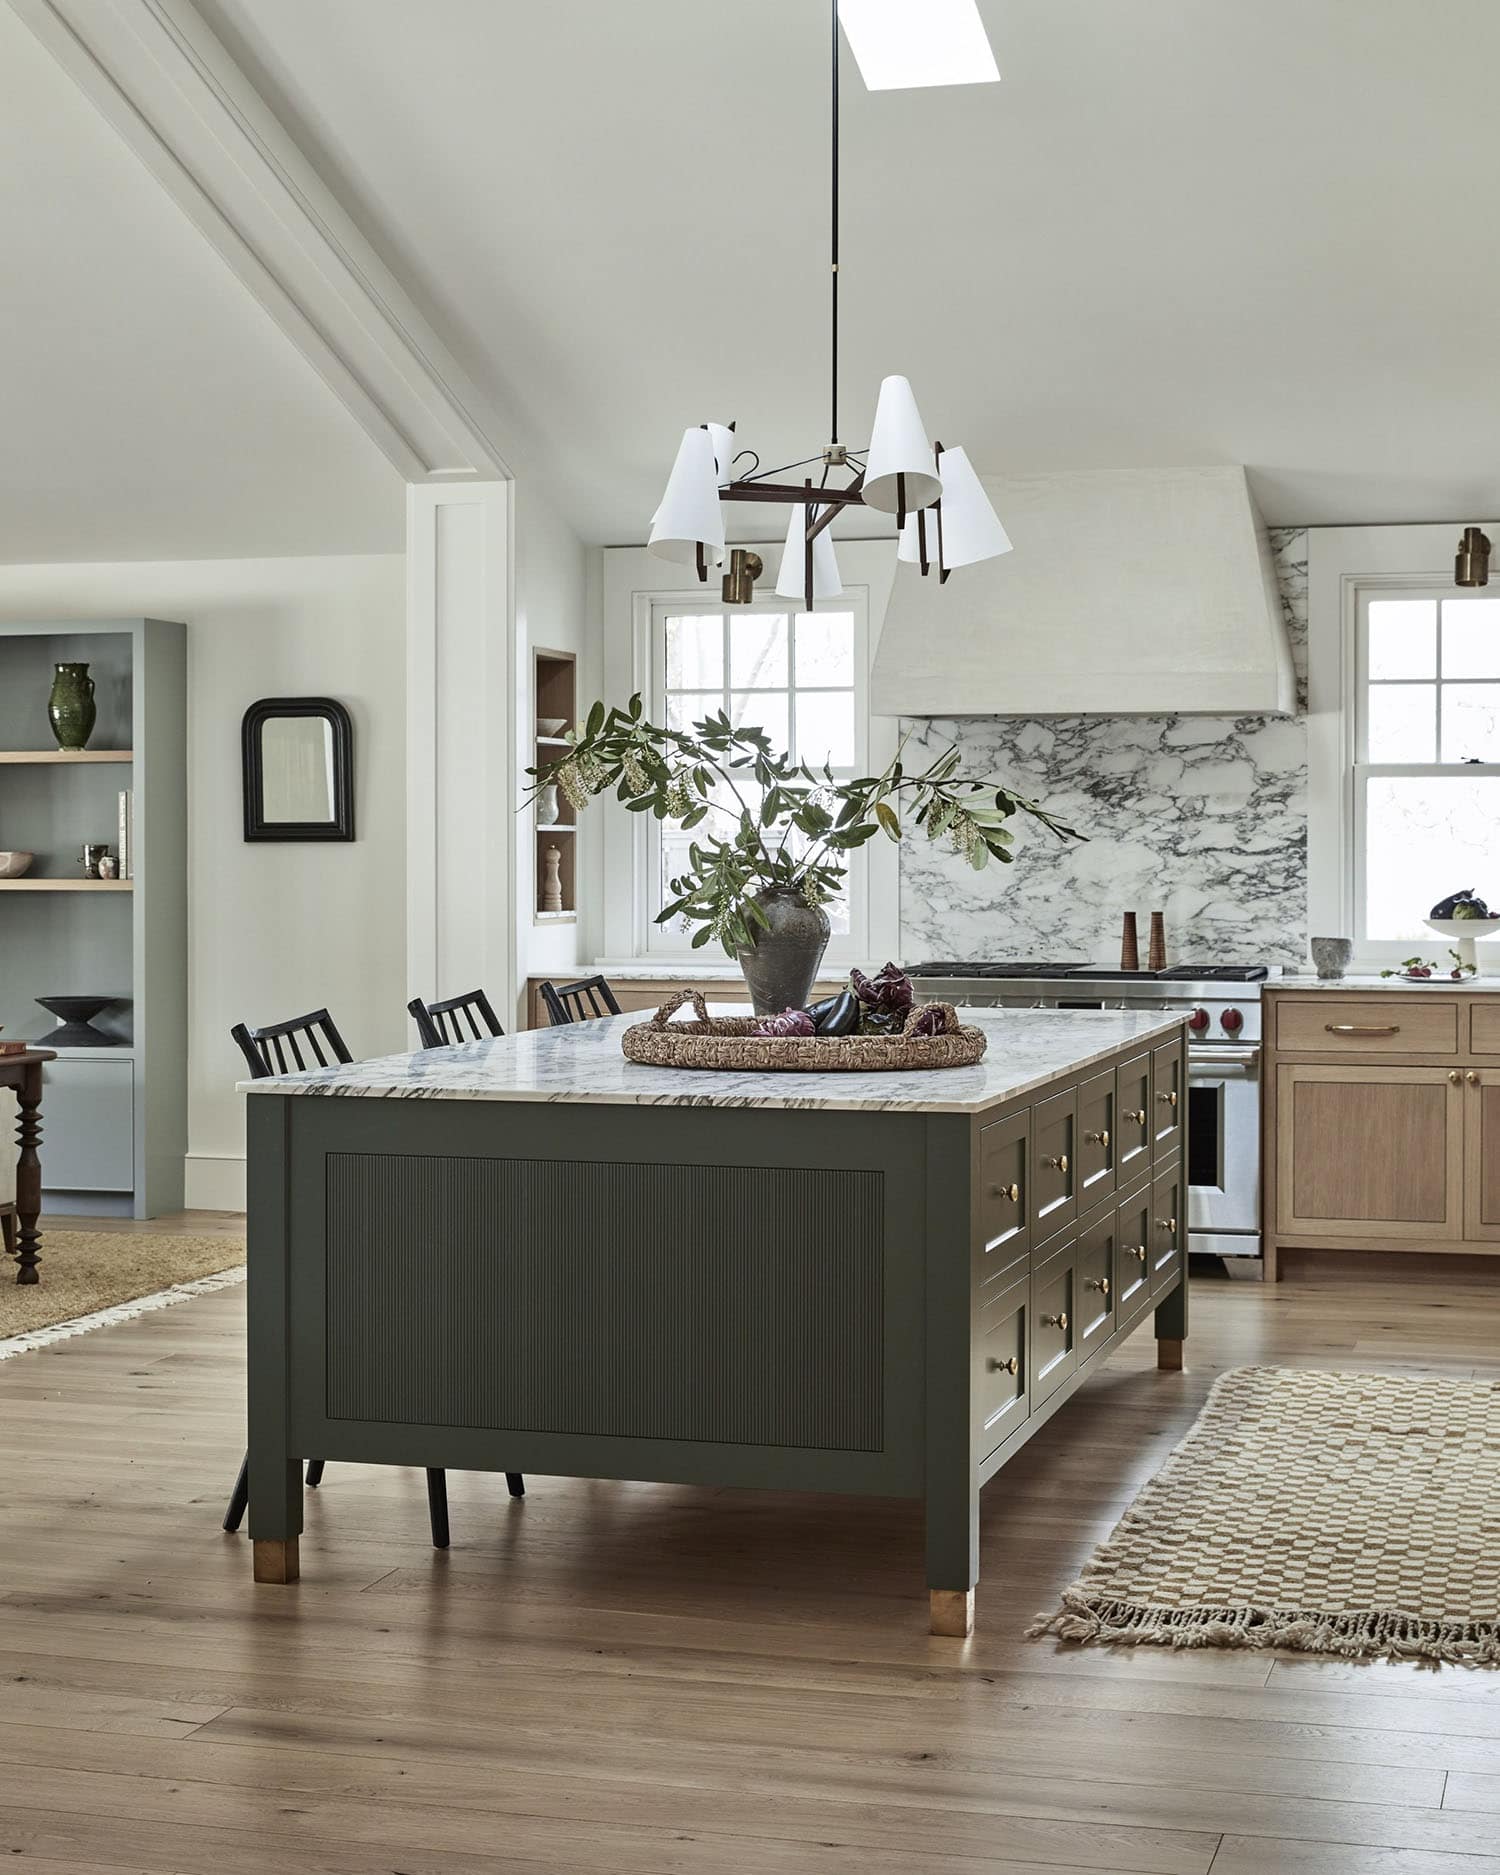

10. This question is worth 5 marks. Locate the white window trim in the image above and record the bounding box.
[1308,524,1500,968]
[599,540,900,968]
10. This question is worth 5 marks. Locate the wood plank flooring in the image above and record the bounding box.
[3,1232,1500,1874]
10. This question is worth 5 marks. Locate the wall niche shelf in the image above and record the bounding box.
[0,750,135,765]
[533,649,579,924]
[0,620,185,1217]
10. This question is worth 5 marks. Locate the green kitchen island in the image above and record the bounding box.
[242,1005,1188,1634]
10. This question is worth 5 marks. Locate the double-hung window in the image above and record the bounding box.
[1355,591,1500,956]
[644,598,870,957]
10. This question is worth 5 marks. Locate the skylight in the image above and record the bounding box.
[837,0,1000,92]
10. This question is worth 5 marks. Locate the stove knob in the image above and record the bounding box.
[1187,1007,1210,1032]
[1221,1007,1244,1033]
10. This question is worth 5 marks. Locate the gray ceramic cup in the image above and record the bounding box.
[1310,936,1354,980]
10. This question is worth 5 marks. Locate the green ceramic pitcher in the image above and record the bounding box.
[48,662,96,752]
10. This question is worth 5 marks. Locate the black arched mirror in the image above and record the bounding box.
[242,697,354,842]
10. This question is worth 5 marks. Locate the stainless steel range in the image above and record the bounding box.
[907,962,1268,1266]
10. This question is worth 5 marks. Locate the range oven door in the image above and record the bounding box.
[1186,1047,1261,1257]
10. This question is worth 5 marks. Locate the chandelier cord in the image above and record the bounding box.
[830,0,840,448]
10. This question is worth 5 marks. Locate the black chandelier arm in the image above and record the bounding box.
[830,0,840,448]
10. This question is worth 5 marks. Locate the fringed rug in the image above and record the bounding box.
[0,1231,245,1347]
[1031,1365,1500,1667]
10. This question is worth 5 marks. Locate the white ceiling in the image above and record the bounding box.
[0,5,402,563]
[187,0,1500,541]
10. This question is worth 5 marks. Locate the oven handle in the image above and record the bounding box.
[1188,1048,1260,1074]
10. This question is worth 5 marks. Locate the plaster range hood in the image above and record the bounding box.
[870,466,1295,718]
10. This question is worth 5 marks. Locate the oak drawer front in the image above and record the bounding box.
[1030,1087,1078,1241]
[1116,1053,1151,1179]
[1152,1038,1184,1151]
[1471,1004,1500,1056]
[976,1278,1029,1455]
[1077,1069,1116,1206]
[1075,1201,1116,1362]
[1275,998,1458,1056]
[1150,1162,1184,1296]
[978,1109,1030,1280]
[1030,1239,1078,1407]
[1114,1182,1152,1326]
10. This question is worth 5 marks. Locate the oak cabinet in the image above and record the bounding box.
[1464,1071,1500,1243]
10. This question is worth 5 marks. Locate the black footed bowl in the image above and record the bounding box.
[35,994,123,1047]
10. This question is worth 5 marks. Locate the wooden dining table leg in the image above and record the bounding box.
[13,1064,43,1286]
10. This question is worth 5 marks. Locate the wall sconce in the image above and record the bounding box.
[721,548,763,605]
[1456,526,1491,588]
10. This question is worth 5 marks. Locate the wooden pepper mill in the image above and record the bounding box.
[1120,912,1139,972]
[1148,911,1167,973]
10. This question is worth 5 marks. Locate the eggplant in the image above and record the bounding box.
[1431,888,1490,919]
[809,990,860,1036]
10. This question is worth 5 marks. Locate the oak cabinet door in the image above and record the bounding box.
[1464,1070,1500,1243]
[1276,1064,1463,1240]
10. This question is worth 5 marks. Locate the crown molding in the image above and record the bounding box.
[8,0,512,481]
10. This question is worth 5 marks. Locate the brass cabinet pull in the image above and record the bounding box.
[1085,1128,1110,1148]
[1127,1108,1148,1125]
[1468,1070,1481,1086]
[1156,1216,1178,1234]
[1450,1070,1463,1084]
[1044,1153,1069,1173]
[989,1181,1021,1202]
[1128,1244,1147,1262]
[1158,1089,1179,1107]
[1086,1276,1110,1295]
[1325,1023,1400,1036]
[1042,1311,1069,1331]
[987,1355,1019,1376]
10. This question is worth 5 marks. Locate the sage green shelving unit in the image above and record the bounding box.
[0,620,186,1216]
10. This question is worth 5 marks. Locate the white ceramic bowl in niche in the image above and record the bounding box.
[0,852,34,878]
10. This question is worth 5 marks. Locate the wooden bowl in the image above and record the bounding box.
[0,851,34,878]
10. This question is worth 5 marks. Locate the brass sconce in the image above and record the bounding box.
[1456,526,1491,588]
[721,548,763,605]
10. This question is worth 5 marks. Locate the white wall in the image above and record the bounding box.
[0,554,405,1210]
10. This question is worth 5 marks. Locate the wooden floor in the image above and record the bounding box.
[5,1238,1500,1875]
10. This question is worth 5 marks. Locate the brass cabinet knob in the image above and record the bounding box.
[1158,1089,1179,1107]
[1450,1070,1463,1084]
[1085,1129,1110,1148]
[1127,1108,1147,1125]
[1086,1276,1110,1295]
[989,1181,1021,1202]
[1468,1070,1481,1086]
[1044,1153,1069,1173]
[987,1355,1019,1376]
[1042,1311,1069,1332]
[1156,1216,1178,1234]
[1129,1244,1147,1262]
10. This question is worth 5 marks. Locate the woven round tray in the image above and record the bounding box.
[621,990,988,1073]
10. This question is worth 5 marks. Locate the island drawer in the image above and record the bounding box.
[1152,1038,1183,1151]
[1150,1160,1184,1296]
[1114,1179,1153,1328]
[1116,1052,1152,1179]
[1030,1237,1078,1407]
[976,1274,1029,1456]
[977,1109,1030,1282]
[1471,1004,1500,1055]
[1075,1197,1116,1364]
[1077,1069,1116,1206]
[1030,1087,1078,1241]
[1275,997,1457,1056]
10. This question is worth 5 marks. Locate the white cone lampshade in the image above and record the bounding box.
[648,426,726,567]
[775,504,843,601]
[861,375,942,515]
[705,421,737,488]
[898,445,1012,570]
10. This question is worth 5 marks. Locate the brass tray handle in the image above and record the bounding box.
[1324,1023,1400,1036]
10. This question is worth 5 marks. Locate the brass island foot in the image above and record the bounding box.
[252,1538,299,1583]
[930,1588,975,1637]
[1157,1337,1184,1371]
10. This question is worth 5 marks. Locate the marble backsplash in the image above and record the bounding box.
[898,528,1309,969]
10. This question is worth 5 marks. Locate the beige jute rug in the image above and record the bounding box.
[1032,1365,1500,1666]
[0,1231,245,1341]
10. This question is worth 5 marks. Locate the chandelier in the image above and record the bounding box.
[646,0,1012,611]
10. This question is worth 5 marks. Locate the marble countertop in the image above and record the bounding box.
[1272,974,1500,992]
[242,1006,1184,1115]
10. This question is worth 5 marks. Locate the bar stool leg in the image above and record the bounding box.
[305,1460,326,1487]
[426,1469,450,1547]
[506,1472,525,1498]
[223,1455,250,1532]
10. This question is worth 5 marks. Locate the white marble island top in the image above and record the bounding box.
[242,1006,1185,1116]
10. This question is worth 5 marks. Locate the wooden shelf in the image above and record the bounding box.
[535,823,578,834]
[0,878,133,892]
[535,735,571,749]
[0,749,133,764]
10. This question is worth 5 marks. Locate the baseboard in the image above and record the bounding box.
[184,1153,246,1213]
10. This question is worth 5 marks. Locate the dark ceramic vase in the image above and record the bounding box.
[736,886,831,1016]
[48,662,96,752]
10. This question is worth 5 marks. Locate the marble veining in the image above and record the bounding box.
[1273,975,1500,993]
[243,1006,1184,1115]
[899,527,1309,969]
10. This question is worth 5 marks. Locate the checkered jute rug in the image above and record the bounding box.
[1031,1365,1500,1666]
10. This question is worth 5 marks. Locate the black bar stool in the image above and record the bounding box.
[407,987,505,1048]
[539,975,621,1025]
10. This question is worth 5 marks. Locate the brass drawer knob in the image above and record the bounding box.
[987,1355,1019,1376]
[1085,1128,1110,1148]
[1158,1089,1178,1107]
[1156,1216,1177,1234]
[1129,1244,1147,1262]
[1450,1070,1463,1084]
[1468,1070,1481,1086]
[1086,1276,1110,1295]
[1042,1311,1069,1332]
[989,1181,1021,1202]
[1044,1153,1069,1173]
[1127,1108,1147,1125]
